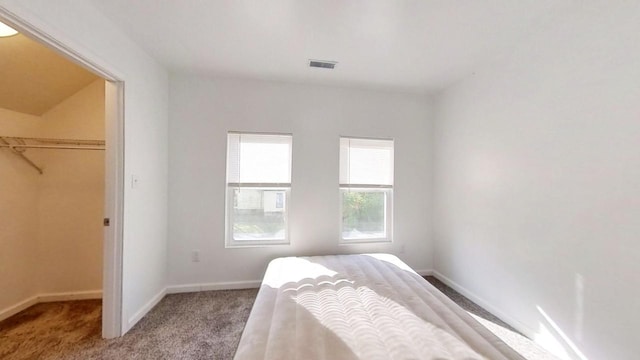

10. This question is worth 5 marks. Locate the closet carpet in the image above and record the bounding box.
[0,279,555,360]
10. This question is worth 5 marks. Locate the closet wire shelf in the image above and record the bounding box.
[0,135,105,174]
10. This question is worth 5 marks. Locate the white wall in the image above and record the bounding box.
[0,0,169,333]
[433,2,640,359]
[37,79,104,295]
[0,108,42,314]
[168,76,432,286]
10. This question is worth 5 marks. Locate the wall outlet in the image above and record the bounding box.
[399,245,406,254]
[191,250,200,263]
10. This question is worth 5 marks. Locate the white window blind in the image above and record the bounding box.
[227,133,292,186]
[339,137,394,243]
[225,132,292,247]
[339,137,394,187]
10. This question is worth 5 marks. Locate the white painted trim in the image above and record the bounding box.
[167,280,261,294]
[38,290,102,302]
[432,270,535,338]
[0,296,39,322]
[104,80,125,338]
[415,269,434,276]
[126,288,166,331]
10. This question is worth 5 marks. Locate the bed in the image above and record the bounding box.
[234,254,524,360]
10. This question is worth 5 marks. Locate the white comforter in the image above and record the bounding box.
[234,254,524,360]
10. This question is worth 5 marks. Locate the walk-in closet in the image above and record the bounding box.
[0,25,106,330]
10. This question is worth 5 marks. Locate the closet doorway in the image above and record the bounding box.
[0,13,123,339]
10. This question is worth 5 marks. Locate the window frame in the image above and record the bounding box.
[339,187,393,244]
[224,132,292,248]
[339,136,394,244]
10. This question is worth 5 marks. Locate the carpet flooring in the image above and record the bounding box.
[0,289,257,360]
[424,277,557,360]
[425,276,519,332]
[0,279,556,359]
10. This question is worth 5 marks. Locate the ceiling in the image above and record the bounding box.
[90,0,569,93]
[0,33,98,116]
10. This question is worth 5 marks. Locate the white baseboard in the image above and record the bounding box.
[122,281,259,332]
[431,270,535,338]
[415,269,434,276]
[126,287,166,332]
[166,280,261,294]
[38,290,102,302]
[0,290,103,322]
[0,296,39,322]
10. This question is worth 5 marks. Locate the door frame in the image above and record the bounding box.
[0,7,125,338]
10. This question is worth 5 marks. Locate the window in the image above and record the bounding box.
[226,132,292,246]
[339,137,394,243]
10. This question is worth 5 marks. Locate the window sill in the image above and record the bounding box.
[339,238,392,245]
[225,241,290,248]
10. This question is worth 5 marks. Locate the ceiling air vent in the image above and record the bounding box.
[309,60,337,69]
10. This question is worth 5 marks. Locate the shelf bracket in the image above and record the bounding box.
[0,137,44,174]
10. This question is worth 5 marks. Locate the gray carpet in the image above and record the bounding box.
[425,276,558,360]
[1,279,556,359]
[424,276,520,333]
[0,289,257,360]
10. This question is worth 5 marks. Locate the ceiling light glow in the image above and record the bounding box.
[0,21,18,37]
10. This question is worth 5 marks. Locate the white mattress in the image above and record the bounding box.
[234,254,524,360]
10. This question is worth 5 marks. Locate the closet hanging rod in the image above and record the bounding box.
[0,135,104,146]
[0,144,104,150]
[0,135,105,174]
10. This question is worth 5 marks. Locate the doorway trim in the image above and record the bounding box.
[0,6,125,338]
